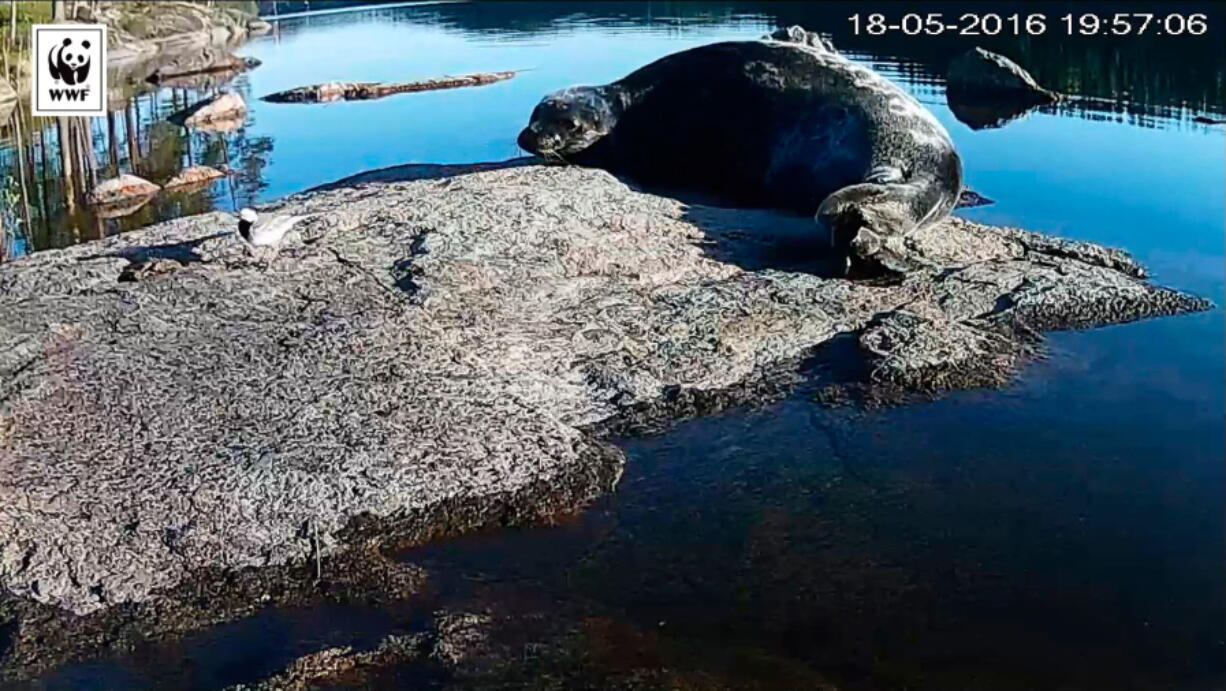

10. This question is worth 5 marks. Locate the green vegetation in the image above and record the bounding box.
[0,1,53,37]
[1,1,50,89]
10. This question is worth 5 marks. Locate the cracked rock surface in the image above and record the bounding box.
[0,164,1210,619]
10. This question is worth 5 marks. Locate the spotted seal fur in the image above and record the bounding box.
[517,27,963,276]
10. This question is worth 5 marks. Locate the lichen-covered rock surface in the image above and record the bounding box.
[0,164,1210,624]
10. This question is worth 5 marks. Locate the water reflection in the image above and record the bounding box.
[0,71,271,259]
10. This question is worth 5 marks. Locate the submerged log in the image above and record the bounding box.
[260,71,519,103]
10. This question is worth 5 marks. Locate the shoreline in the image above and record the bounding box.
[261,0,468,22]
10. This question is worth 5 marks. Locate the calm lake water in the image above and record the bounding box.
[12,1,1226,689]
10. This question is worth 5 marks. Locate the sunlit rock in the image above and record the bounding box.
[87,174,161,207]
[0,164,1209,622]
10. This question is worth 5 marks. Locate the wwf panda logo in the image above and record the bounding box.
[48,37,92,86]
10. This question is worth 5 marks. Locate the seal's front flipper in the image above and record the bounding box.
[816,180,948,278]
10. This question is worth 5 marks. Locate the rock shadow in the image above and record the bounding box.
[78,232,228,281]
[679,202,843,277]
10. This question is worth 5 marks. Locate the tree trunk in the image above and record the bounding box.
[124,102,139,171]
[106,110,119,174]
[37,126,52,228]
[56,116,76,216]
[50,0,64,22]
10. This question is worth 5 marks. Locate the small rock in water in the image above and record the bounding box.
[164,165,228,191]
[171,92,248,131]
[946,47,1059,102]
[88,174,161,206]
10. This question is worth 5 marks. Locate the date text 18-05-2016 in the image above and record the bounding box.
[848,12,1209,37]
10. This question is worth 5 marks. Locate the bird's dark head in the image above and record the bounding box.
[517,86,617,159]
[237,207,257,239]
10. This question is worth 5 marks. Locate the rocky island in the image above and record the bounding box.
[0,163,1211,679]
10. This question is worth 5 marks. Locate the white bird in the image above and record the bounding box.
[236,207,306,249]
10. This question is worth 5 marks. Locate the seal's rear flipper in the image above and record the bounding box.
[817,181,953,278]
[956,187,995,208]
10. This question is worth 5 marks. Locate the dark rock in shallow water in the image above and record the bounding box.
[947,47,1060,104]
[0,166,1209,650]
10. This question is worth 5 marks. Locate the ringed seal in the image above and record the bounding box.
[517,27,963,276]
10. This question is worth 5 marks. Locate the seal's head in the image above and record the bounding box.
[518,87,616,158]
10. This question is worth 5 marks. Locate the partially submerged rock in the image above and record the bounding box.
[87,174,161,206]
[946,48,1060,102]
[0,165,1209,628]
[146,48,260,85]
[223,610,495,690]
[260,72,519,104]
[168,91,246,130]
[225,633,428,690]
[163,165,228,191]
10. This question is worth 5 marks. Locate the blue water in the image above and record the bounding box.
[13,2,1225,689]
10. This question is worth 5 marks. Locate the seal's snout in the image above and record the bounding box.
[517,127,541,154]
[517,126,560,155]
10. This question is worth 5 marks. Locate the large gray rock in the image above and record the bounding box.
[0,164,1209,618]
[946,47,1060,102]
